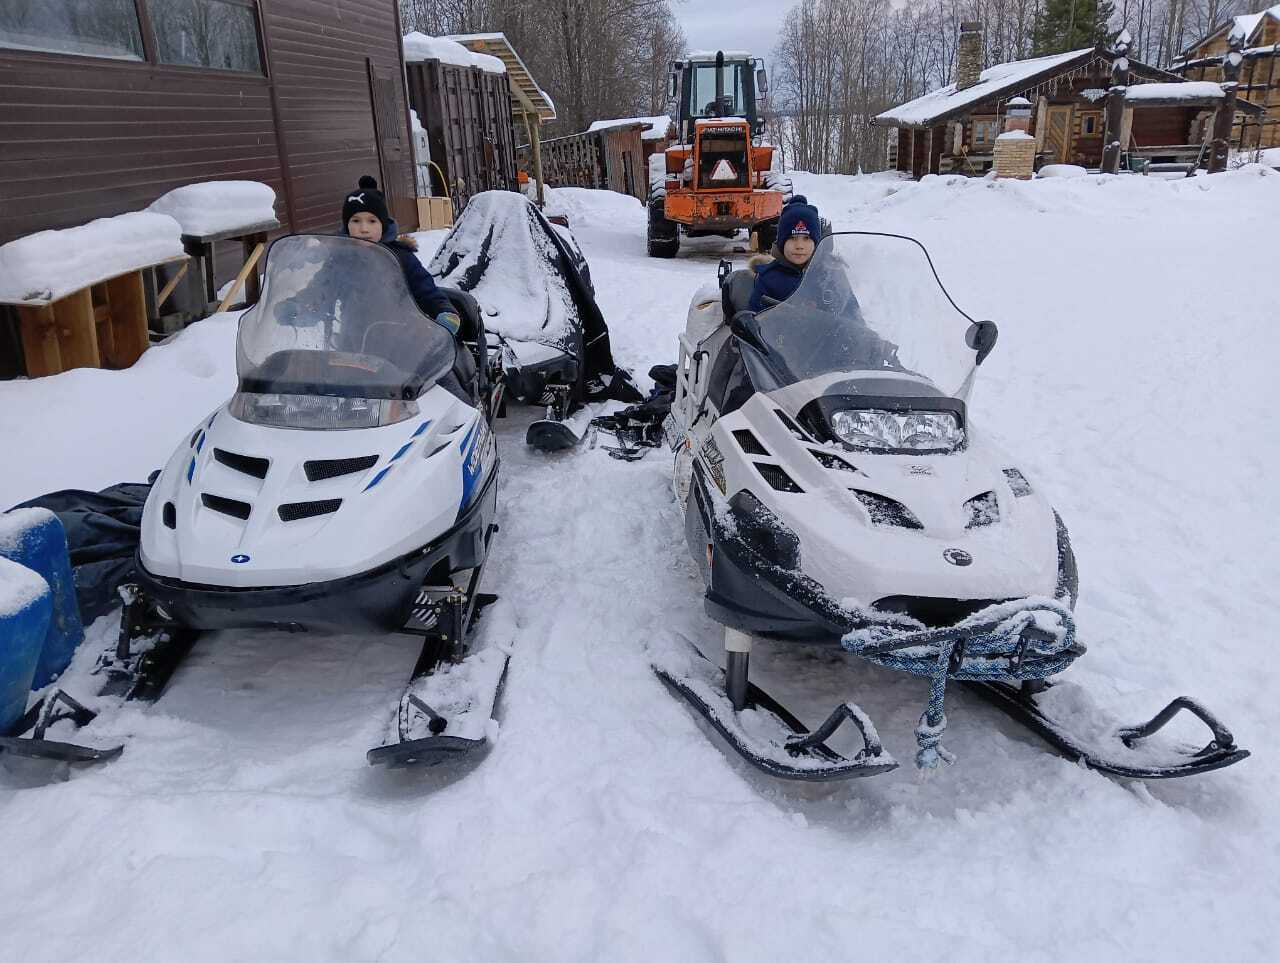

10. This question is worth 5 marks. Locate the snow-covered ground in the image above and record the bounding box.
[3,169,1279,961]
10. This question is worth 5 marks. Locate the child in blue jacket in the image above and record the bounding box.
[749,196,822,313]
[342,176,461,335]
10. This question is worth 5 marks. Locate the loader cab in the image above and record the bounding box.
[671,52,766,144]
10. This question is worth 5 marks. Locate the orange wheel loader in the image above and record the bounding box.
[647,50,792,258]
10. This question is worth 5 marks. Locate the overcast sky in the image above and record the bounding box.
[674,0,786,66]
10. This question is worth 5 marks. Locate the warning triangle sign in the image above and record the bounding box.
[709,159,737,181]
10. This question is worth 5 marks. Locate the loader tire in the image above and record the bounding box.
[647,199,679,258]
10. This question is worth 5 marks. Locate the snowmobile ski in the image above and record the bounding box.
[966,679,1250,779]
[0,591,197,765]
[368,525,513,768]
[525,384,595,451]
[651,635,898,781]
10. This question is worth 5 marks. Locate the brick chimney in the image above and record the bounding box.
[956,21,983,91]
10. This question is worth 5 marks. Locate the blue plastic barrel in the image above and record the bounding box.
[0,557,52,734]
[0,508,85,687]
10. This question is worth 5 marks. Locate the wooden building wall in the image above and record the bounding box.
[1181,17,1280,149]
[259,0,417,232]
[0,0,418,246]
[518,126,646,201]
[405,60,517,208]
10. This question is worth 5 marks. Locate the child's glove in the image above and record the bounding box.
[435,311,461,335]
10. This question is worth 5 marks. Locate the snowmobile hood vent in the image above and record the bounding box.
[201,493,251,521]
[851,490,923,530]
[213,448,269,479]
[278,499,343,522]
[755,462,803,493]
[304,455,379,482]
[964,491,1000,528]
[773,408,808,440]
[732,429,769,456]
[1002,467,1033,497]
[810,448,859,473]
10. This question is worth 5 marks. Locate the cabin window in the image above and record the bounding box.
[150,0,262,73]
[0,0,145,61]
[972,118,997,147]
[1083,115,1098,135]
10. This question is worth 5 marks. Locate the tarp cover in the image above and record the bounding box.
[10,482,152,623]
[428,191,637,404]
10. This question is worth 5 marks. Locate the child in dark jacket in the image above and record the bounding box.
[748,196,822,313]
[342,176,460,335]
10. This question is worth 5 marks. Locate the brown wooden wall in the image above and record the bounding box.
[0,0,417,246]
[0,52,284,243]
[259,0,416,232]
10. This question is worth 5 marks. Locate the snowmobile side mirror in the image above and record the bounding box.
[966,320,999,365]
[717,259,733,288]
[730,310,769,354]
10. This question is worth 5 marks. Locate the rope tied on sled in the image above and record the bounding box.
[841,599,1081,769]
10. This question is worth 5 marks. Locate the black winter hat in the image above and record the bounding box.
[777,195,821,246]
[342,175,391,230]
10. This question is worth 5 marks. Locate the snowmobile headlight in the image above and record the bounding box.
[229,392,418,430]
[830,409,963,454]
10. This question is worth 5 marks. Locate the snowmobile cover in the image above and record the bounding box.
[427,191,629,403]
[10,482,152,623]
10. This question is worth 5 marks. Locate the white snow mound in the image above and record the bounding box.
[402,32,505,73]
[0,212,183,304]
[148,180,277,236]
[0,555,49,618]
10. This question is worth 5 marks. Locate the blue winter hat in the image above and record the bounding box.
[777,195,821,246]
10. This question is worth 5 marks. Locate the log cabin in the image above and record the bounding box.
[1172,4,1280,150]
[873,22,1262,177]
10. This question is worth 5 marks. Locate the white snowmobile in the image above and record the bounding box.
[654,232,1248,781]
[2,235,511,769]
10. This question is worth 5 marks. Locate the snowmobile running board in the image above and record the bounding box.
[966,680,1250,779]
[653,638,898,781]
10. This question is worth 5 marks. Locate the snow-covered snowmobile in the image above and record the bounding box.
[429,191,640,451]
[1,234,511,769]
[655,232,1248,782]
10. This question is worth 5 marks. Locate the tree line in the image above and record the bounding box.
[398,0,686,136]
[768,0,1255,174]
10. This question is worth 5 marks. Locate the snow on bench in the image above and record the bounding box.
[0,211,184,305]
[148,181,279,240]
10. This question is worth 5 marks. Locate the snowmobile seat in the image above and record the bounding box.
[721,269,758,320]
[440,287,487,404]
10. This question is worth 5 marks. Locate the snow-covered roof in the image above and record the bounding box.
[445,33,556,122]
[403,32,506,73]
[687,50,754,62]
[1124,81,1224,102]
[1231,5,1280,42]
[588,115,672,140]
[1179,4,1280,56]
[874,48,1094,128]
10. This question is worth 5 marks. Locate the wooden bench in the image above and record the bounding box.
[1,255,188,378]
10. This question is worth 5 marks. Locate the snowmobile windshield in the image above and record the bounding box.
[236,234,455,400]
[752,233,983,400]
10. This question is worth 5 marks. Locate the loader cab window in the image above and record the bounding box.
[688,62,750,119]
